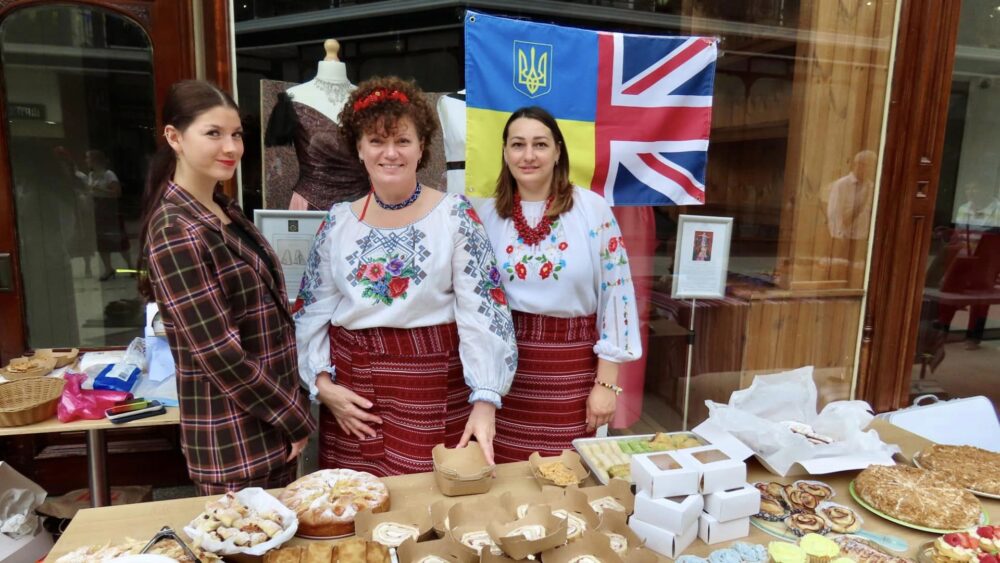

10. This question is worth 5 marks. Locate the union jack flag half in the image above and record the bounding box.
[465,11,717,206]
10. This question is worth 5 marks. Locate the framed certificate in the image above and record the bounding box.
[253,209,327,302]
[671,214,733,299]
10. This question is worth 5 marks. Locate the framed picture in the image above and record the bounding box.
[253,209,327,302]
[671,214,733,299]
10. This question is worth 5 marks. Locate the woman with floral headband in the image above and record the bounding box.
[478,106,642,462]
[294,77,517,476]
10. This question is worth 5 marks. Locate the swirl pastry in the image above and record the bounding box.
[757,496,791,522]
[794,481,835,501]
[371,522,420,547]
[755,482,789,504]
[567,557,602,563]
[506,524,547,541]
[786,513,830,537]
[784,488,820,513]
[460,530,501,555]
[589,496,627,515]
[817,503,861,534]
[552,509,588,540]
[605,532,628,555]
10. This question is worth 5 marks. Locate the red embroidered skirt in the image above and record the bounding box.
[493,312,598,463]
[320,322,471,476]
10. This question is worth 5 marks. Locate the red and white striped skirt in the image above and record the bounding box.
[493,312,598,463]
[320,322,471,476]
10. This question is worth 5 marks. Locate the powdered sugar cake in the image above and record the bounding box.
[278,468,390,538]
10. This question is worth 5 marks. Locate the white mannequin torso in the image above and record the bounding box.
[437,89,466,195]
[286,61,354,123]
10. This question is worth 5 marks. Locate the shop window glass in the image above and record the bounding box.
[614,0,898,432]
[1,5,155,347]
[910,0,1000,411]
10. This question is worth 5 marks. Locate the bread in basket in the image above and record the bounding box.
[0,356,57,380]
[0,377,65,427]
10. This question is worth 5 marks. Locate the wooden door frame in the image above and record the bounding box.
[0,0,213,362]
[857,0,963,412]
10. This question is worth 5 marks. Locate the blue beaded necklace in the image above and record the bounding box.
[374,182,422,211]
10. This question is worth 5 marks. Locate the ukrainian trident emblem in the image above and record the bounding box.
[513,41,552,98]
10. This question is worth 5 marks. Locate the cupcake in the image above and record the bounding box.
[816,502,862,534]
[769,542,807,563]
[732,542,768,563]
[799,533,840,563]
[709,548,743,563]
[758,495,791,522]
[786,513,830,537]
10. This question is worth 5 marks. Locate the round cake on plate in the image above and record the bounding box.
[278,469,390,537]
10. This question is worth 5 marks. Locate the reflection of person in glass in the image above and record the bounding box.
[693,231,712,261]
[139,81,314,494]
[294,77,516,475]
[477,106,642,462]
[824,150,876,240]
[76,150,131,280]
[955,181,1000,228]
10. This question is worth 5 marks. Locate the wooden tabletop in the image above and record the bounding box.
[45,461,998,562]
[0,407,179,437]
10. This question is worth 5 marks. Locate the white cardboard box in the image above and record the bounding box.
[703,483,760,522]
[0,462,52,563]
[633,490,703,534]
[675,445,747,494]
[631,451,700,498]
[629,516,698,560]
[698,512,750,545]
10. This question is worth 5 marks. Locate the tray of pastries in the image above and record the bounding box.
[572,432,705,483]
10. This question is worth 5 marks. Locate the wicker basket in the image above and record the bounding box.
[0,377,65,427]
[0,356,57,380]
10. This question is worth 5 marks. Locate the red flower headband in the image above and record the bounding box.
[352,88,410,112]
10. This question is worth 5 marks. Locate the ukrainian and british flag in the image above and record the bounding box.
[465,11,717,206]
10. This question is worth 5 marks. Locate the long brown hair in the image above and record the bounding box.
[137,80,239,300]
[494,106,574,219]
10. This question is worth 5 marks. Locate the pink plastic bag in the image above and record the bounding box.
[57,372,133,422]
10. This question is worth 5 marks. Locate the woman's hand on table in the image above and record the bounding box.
[287,436,309,462]
[315,372,382,439]
[458,401,497,466]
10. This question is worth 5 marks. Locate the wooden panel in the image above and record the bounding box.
[859,0,962,412]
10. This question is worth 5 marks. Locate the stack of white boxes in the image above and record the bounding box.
[627,445,761,559]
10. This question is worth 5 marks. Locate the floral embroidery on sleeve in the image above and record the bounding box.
[292,211,336,318]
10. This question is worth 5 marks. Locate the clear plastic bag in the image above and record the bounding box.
[56,372,133,422]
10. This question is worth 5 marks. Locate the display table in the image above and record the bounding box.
[46,460,998,562]
[0,407,179,508]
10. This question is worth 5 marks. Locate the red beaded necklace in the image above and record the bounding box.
[512,192,554,246]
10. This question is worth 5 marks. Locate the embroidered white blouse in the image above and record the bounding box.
[293,193,517,407]
[476,186,642,363]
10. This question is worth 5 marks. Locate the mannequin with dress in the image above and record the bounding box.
[265,39,368,210]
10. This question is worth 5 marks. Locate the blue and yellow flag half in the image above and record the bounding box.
[465,11,716,206]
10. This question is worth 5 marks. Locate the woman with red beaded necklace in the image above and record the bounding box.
[478,106,642,462]
[294,77,517,476]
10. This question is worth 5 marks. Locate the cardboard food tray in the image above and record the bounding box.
[572,432,707,485]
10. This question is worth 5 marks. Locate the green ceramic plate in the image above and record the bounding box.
[849,480,989,534]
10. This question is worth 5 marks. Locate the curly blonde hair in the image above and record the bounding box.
[338,76,437,171]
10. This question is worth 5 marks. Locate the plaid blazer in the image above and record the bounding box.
[146,183,315,485]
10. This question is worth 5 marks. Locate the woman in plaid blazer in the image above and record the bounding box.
[138,81,315,494]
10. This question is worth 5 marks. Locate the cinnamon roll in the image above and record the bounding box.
[371,522,420,547]
[567,557,602,563]
[460,530,501,555]
[552,509,588,540]
[785,513,830,537]
[606,532,628,555]
[589,496,627,515]
[816,503,861,534]
[784,488,820,513]
[416,557,451,563]
[507,525,547,541]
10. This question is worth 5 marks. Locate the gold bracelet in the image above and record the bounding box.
[595,379,623,396]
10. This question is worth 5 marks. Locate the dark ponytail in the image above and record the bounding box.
[137,80,239,300]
